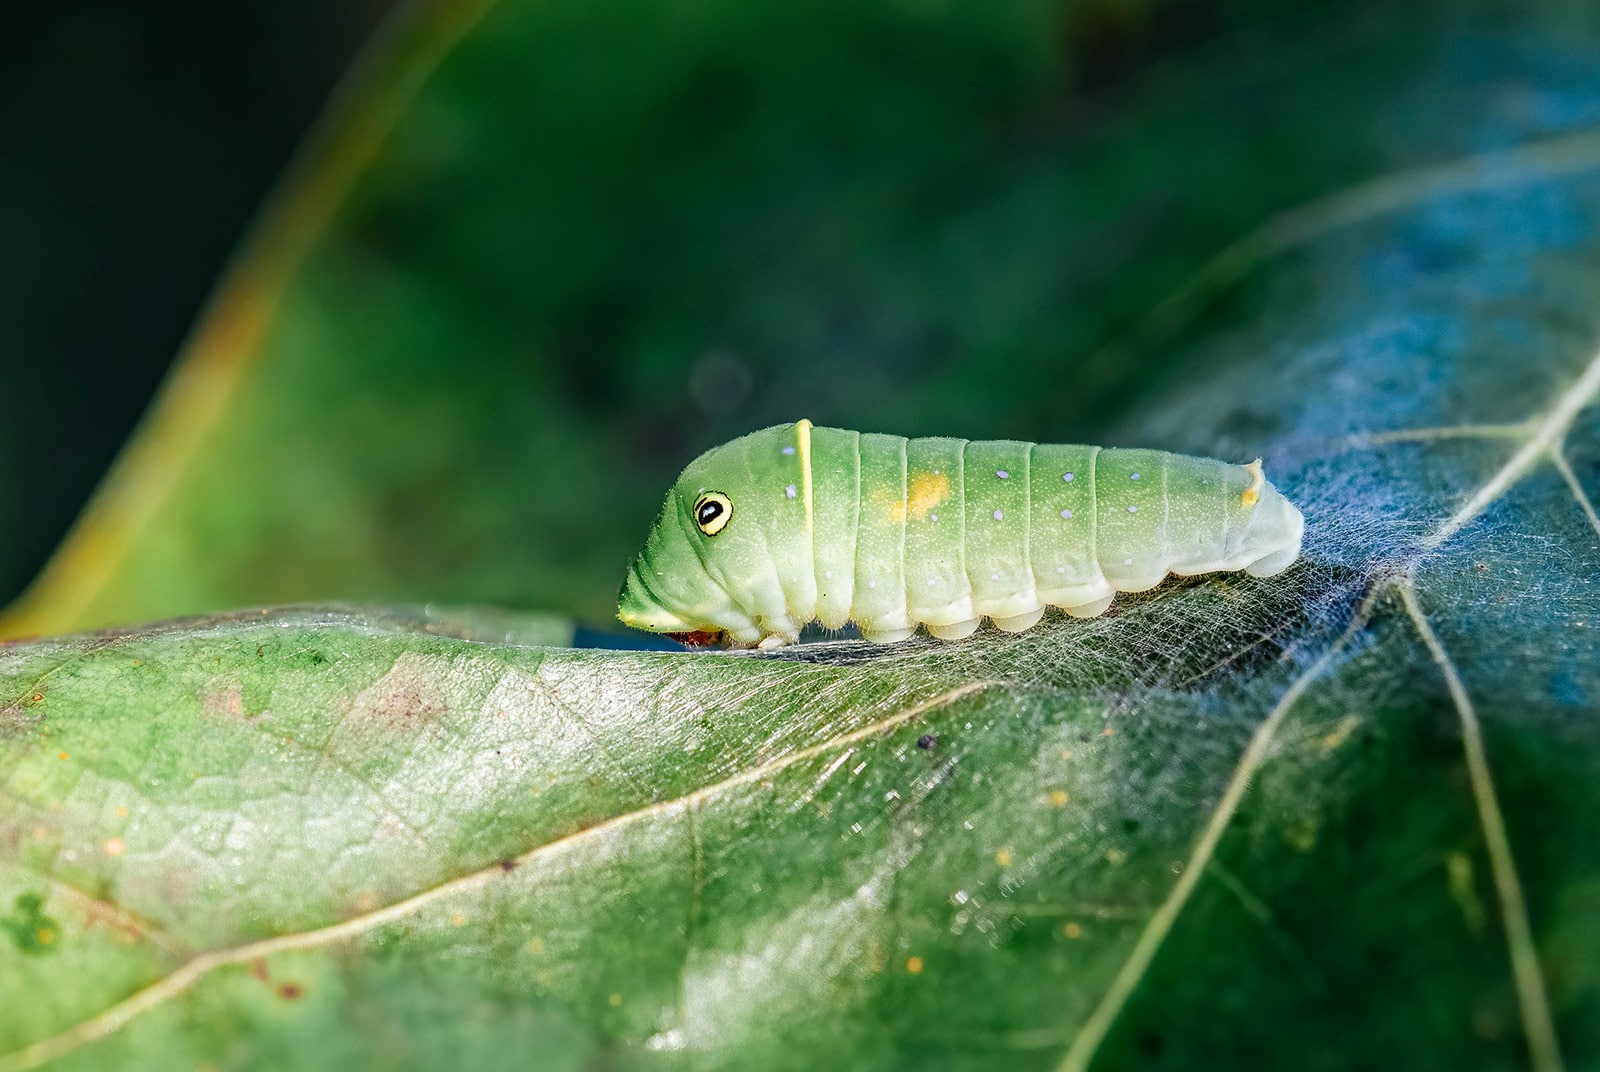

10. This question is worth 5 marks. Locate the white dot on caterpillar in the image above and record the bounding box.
[1062,472,1074,482]
[993,510,1003,521]
[1123,557,1133,566]
[1060,509,1073,520]
[930,512,939,522]
[996,469,1008,479]
[927,577,937,586]
[785,484,797,499]
[868,580,878,589]
[781,446,795,455]
[1128,505,1138,513]
[824,570,834,579]
[1056,566,1066,573]
[991,571,1001,581]
[1130,472,1140,481]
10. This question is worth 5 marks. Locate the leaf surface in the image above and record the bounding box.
[7,1,1600,1070]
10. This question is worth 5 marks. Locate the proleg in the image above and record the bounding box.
[617,421,1305,647]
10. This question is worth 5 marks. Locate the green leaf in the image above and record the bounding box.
[8,1,1600,1070]
[10,184,1600,1066]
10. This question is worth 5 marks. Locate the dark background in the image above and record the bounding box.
[1,0,393,607]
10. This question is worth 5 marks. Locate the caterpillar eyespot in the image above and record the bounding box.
[693,492,732,536]
[619,421,1305,648]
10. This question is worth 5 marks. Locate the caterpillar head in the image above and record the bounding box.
[618,424,805,646]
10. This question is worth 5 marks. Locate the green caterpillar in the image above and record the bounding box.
[618,421,1304,647]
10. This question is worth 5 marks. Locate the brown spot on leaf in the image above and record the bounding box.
[0,685,46,739]
[0,705,43,740]
[277,982,304,1000]
[202,681,247,720]
[346,654,453,734]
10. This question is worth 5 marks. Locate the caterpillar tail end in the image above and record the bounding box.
[1243,478,1305,577]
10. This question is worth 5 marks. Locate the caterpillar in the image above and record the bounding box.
[618,420,1304,648]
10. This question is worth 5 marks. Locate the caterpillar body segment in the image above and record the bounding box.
[618,421,1305,647]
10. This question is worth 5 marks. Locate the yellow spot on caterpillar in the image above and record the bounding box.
[1047,790,1070,807]
[608,992,623,1007]
[1241,459,1265,507]
[1104,848,1127,865]
[906,956,924,974]
[995,847,1014,867]
[1063,922,1083,939]
[103,838,125,856]
[450,912,468,927]
[891,471,950,522]
[37,928,55,945]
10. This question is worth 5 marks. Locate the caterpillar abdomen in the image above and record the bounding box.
[618,422,1305,647]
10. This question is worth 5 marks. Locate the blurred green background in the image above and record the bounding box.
[0,0,392,610]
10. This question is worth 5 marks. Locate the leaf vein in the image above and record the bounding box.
[1423,347,1600,550]
[1053,618,1364,1072]
[1551,449,1600,540]
[0,680,993,1072]
[1091,126,1600,376]
[1398,581,1565,1072]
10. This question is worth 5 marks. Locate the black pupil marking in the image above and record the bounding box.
[696,497,726,530]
